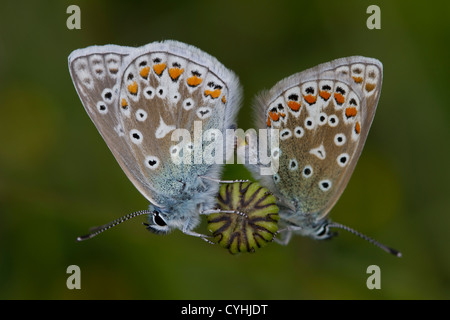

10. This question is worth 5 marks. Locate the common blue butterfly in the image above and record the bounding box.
[241,57,401,256]
[69,41,242,242]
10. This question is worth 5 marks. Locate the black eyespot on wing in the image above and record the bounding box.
[132,133,140,140]
[336,86,346,95]
[104,91,112,100]
[305,87,315,94]
[199,109,210,116]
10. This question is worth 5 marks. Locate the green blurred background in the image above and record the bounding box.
[1,0,449,299]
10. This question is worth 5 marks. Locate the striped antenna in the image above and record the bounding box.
[328,222,402,257]
[77,210,151,241]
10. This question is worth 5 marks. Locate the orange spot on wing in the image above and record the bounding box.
[187,76,202,87]
[140,66,150,79]
[267,116,271,127]
[303,94,317,105]
[280,113,286,118]
[121,98,128,109]
[345,107,357,118]
[269,111,280,121]
[204,89,221,99]
[352,76,363,83]
[222,95,226,104]
[365,83,376,92]
[355,121,361,134]
[287,101,301,111]
[319,90,331,100]
[153,63,166,76]
[334,92,345,105]
[169,67,184,81]
[128,81,138,95]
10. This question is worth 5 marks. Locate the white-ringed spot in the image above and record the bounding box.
[334,133,346,146]
[196,107,212,119]
[337,153,350,167]
[318,112,328,126]
[305,117,315,130]
[156,86,166,99]
[96,101,108,114]
[302,165,313,178]
[319,179,332,191]
[145,156,160,170]
[183,98,195,111]
[328,114,339,127]
[294,126,304,138]
[289,159,298,171]
[280,128,292,140]
[129,129,143,145]
[102,88,114,104]
[143,86,155,99]
[136,109,148,122]
[273,174,280,184]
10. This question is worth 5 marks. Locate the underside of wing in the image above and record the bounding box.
[250,57,382,219]
[69,45,161,205]
[113,41,242,206]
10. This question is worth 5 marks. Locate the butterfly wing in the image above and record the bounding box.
[69,41,240,207]
[69,45,165,205]
[249,57,382,221]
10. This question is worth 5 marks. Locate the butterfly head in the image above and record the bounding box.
[309,220,338,240]
[290,217,337,240]
[144,209,171,235]
[143,202,202,236]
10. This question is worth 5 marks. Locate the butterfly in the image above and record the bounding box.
[241,57,401,256]
[69,40,242,242]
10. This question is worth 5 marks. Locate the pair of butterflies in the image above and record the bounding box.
[69,40,400,256]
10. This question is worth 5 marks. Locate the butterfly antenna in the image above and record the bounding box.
[77,210,151,241]
[328,222,402,258]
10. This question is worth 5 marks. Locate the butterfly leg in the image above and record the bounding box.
[199,175,250,184]
[183,229,215,244]
[273,226,303,245]
[201,208,248,218]
[181,217,215,244]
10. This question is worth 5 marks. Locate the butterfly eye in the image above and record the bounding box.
[302,165,313,178]
[153,212,167,227]
[314,224,332,240]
